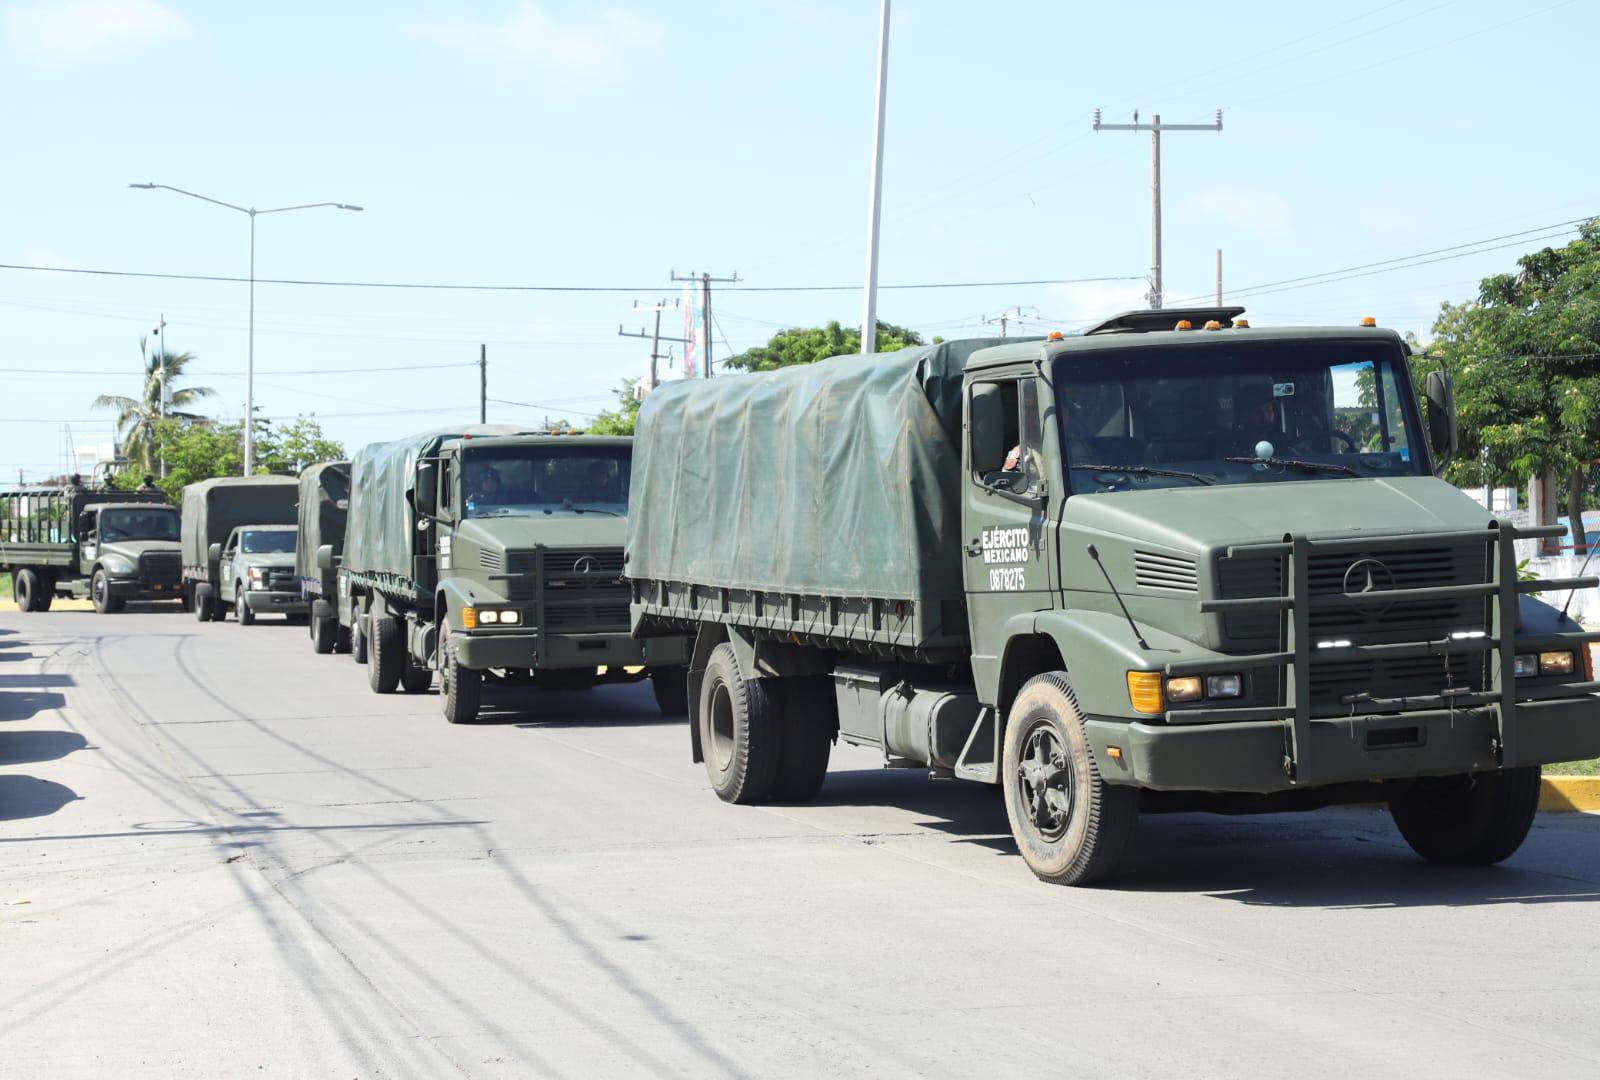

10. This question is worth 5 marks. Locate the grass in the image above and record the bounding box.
[0,571,9,599]
[1548,758,1600,776]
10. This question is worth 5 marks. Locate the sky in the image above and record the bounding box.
[1,0,1596,481]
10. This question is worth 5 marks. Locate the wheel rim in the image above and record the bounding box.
[708,678,736,771]
[93,576,104,606]
[1017,718,1074,843]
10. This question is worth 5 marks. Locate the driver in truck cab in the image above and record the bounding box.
[1232,382,1280,452]
[466,465,504,509]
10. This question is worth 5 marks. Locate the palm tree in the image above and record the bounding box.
[93,336,215,471]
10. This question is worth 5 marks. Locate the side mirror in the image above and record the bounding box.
[316,544,335,570]
[1424,368,1457,467]
[413,461,438,517]
[969,384,1008,474]
[208,542,222,562]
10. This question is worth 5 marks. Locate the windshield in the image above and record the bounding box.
[462,444,631,519]
[239,529,296,554]
[1054,340,1426,494]
[99,508,179,542]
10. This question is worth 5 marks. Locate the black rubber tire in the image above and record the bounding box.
[367,614,402,693]
[1388,767,1542,866]
[351,604,368,664]
[772,675,834,802]
[650,665,690,715]
[181,583,194,613]
[30,573,55,612]
[400,662,433,694]
[235,585,255,626]
[440,623,481,724]
[194,583,216,622]
[697,643,782,804]
[91,569,124,614]
[15,569,38,612]
[1001,673,1138,887]
[311,614,336,654]
[334,624,352,654]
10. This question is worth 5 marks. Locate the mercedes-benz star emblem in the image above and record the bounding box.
[572,556,595,575]
[1342,557,1397,616]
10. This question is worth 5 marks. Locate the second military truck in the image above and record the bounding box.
[181,475,305,623]
[339,426,690,723]
[295,460,351,653]
[627,308,1600,886]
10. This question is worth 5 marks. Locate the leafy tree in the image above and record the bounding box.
[722,320,925,372]
[91,337,214,471]
[588,378,642,436]
[1428,219,1600,552]
[127,415,345,500]
[259,416,346,474]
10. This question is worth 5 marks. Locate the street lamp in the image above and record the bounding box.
[129,182,363,475]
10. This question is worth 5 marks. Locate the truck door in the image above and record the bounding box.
[78,510,97,573]
[962,375,1053,697]
[219,532,237,599]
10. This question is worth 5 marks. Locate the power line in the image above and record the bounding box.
[0,361,481,376]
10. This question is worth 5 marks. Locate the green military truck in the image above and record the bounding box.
[339,425,690,724]
[295,460,352,653]
[181,475,303,622]
[1,482,181,612]
[627,308,1600,886]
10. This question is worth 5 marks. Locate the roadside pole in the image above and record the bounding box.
[479,344,487,424]
[860,0,891,353]
[671,271,737,378]
[619,299,687,394]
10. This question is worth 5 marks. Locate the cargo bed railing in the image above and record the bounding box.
[1163,523,1600,784]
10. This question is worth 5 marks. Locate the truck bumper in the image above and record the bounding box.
[243,590,310,615]
[454,630,689,672]
[108,578,184,601]
[1085,696,1600,794]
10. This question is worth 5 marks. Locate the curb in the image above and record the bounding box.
[0,600,95,613]
[1541,776,1600,813]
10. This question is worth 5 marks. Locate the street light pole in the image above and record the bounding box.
[129,183,362,475]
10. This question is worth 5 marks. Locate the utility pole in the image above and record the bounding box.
[619,298,688,393]
[479,344,487,424]
[983,305,1038,339]
[1092,108,1222,310]
[151,314,169,478]
[860,0,892,354]
[671,270,738,377]
[1215,249,1223,306]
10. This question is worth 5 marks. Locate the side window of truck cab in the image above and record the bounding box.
[970,377,1044,495]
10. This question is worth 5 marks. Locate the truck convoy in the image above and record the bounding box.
[1,481,181,612]
[338,426,690,724]
[295,460,351,653]
[181,475,304,623]
[628,308,1600,885]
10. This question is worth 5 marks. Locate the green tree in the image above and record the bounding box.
[91,337,215,471]
[588,378,642,436]
[131,414,345,500]
[1428,219,1600,552]
[258,416,346,474]
[721,319,925,372]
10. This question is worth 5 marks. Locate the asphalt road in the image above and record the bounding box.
[3,608,1599,1078]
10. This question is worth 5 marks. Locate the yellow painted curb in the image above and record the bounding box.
[0,599,95,613]
[1541,776,1600,813]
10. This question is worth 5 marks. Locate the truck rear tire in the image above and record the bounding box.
[312,614,336,654]
[1388,767,1541,866]
[351,604,368,664]
[91,569,125,614]
[14,569,39,612]
[650,666,689,715]
[440,623,481,724]
[400,662,433,694]
[773,676,834,801]
[335,624,352,654]
[367,615,402,693]
[194,583,217,622]
[1002,673,1137,887]
[698,643,782,804]
[235,586,255,626]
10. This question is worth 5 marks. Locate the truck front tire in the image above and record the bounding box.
[1001,673,1137,887]
[91,569,125,614]
[440,623,481,724]
[312,614,336,654]
[235,585,255,625]
[367,615,402,693]
[1388,767,1541,866]
[698,643,782,804]
[650,666,689,715]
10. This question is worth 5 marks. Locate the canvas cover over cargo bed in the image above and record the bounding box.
[180,476,299,571]
[627,338,1008,650]
[293,461,350,580]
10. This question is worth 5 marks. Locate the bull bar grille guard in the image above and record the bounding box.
[1162,523,1600,783]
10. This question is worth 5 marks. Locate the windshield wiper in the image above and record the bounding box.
[1072,464,1214,486]
[1223,456,1358,476]
[560,501,622,516]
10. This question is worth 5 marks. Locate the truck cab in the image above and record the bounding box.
[211,524,307,624]
[74,502,184,612]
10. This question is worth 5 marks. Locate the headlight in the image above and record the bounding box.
[499,609,521,625]
[476,608,520,626]
[1206,674,1244,699]
[1513,654,1539,678]
[1539,651,1575,676]
[480,609,499,624]
[1165,676,1204,703]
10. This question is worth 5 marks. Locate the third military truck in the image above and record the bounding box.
[627,308,1600,886]
[339,426,690,724]
[181,475,305,623]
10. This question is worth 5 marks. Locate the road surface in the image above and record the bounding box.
[3,608,1599,1077]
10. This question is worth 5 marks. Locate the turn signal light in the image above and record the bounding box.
[461,606,477,630]
[1174,319,1194,330]
[1127,671,1164,714]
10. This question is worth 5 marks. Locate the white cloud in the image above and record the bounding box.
[3,0,189,63]
[1046,280,1150,330]
[412,4,661,77]
[1191,187,1291,236]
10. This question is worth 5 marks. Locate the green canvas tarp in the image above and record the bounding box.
[627,338,1008,608]
[180,476,300,575]
[293,461,350,581]
[344,425,534,585]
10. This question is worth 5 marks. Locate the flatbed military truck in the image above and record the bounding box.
[1,482,181,612]
[627,308,1600,886]
[295,460,351,653]
[338,425,690,724]
[181,475,302,622]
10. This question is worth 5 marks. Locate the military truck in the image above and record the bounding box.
[338,425,690,724]
[295,460,351,653]
[627,308,1600,886]
[180,475,302,622]
[1,482,181,612]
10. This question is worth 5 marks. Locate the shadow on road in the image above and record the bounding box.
[0,691,66,722]
[0,674,74,688]
[802,767,1014,845]
[0,774,81,822]
[0,650,32,662]
[0,729,88,766]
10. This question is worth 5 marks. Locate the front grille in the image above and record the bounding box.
[139,551,182,586]
[541,548,628,631]
[265,568,297,592]
[1217,541,1491,706]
